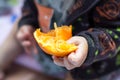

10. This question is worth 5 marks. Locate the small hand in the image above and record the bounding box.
[52,36,88,70]
[16,25,38,55]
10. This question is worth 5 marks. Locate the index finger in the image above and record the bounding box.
[68,40,88,66]
[52,56,65,67]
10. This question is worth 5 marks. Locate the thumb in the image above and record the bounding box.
[67,36,82,46]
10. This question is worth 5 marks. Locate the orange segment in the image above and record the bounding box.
[33,23,77,57]
[54,23,72,40]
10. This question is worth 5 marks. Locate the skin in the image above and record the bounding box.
[17,26,88,70]
[16,25,38,55]
[52,36,88,70]
[0,71,4,80]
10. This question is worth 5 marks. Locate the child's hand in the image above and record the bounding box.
[16,25,38,55]
[52,36,88,70]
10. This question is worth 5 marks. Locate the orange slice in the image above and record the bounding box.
[33,23,77,57]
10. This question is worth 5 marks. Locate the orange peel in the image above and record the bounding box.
[33,23,77,57]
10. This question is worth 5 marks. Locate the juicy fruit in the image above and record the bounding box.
[33,23,77,57]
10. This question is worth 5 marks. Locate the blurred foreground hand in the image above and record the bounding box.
[16,25,38,55]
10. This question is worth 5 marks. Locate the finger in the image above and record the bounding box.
[22,41,32,54]
[23,41,38,56]
[28,34,39,55]
[67,36,81,46]
[63,57,75,70]
[20,25,34,35]
[68,44,87,67]
[30,40,38,55]
[21,41,31,47]
[68,52,78,65]
[17,31,31,42]
[68,51,81,66]
[16,31,25,42]
[17,26,34,41]
[67,36,88,67]
[52,56,64,67]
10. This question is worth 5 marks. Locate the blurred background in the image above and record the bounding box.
[0,0,23,45]
[0,0,71,80]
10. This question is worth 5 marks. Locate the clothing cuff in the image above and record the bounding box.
[77,33,96,65]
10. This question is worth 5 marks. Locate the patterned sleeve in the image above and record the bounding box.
[68,0,120,79]
[76,0,120,65]
[77,27,120,65]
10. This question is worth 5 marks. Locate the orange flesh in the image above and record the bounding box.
[34,23,77,57]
